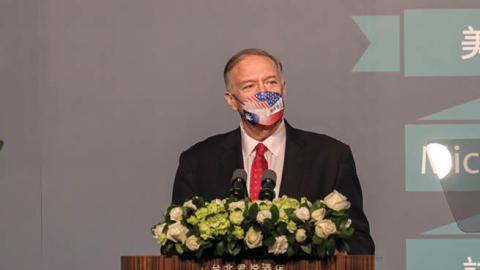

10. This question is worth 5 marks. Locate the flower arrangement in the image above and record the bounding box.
[151,190,354,260]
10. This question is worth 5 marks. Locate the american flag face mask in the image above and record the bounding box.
[233,91,285,126]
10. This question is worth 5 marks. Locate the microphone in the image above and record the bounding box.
[229,169,248,200]
[0,140,3,152]
[259,169,276,201]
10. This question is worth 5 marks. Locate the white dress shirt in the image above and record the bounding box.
[240,119,286,198]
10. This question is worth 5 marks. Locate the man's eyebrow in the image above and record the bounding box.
[239,75,278,84]
[239,79,257,84]
[263,75,278,80]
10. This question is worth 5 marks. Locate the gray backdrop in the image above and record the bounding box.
[1,0,479,270]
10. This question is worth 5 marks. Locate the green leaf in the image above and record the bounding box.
[270,205,279,223]
[312,235,323,245]
[312,200,325,210]
[287,245,296,257]
[175,243,184,255]
[286,234,295,245]
[246,203,259,223]
[264,237,275,248]
[231,245,241,256]
[316,244,326,258]
[202,241,213,249]
[325,238,335,255]
[195,248,204,259]
[262,219,274,230]
[192,196,205,208]
[227,240,236,250]
[300,244,312,254]
[284,208,295,219]
[227,242,238,256]
[330,211,348,217]
[337,240,349,253]
[163,242,174,255]
[214,241,225,256]
[338,227,354,239]
[276,222,287,235]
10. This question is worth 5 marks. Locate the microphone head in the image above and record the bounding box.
[261,169,277,183]
[0,140,3,151]
[231,169,247,182]
[259,169,277,201]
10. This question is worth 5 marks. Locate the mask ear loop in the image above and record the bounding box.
[227,91,245,106]
[226,91,248,121]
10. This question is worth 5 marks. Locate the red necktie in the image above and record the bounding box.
[249,143,268,201]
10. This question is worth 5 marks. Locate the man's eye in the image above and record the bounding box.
[268,80,278,84]
[243,84,253,89]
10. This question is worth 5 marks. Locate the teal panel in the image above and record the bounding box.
[352,16,400,72]
[407,239,480,270]
[421,98,480,120]
[405,124,480,191]
[405,9,480,76]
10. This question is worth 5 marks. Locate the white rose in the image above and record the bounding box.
[229,210,244,225]
[228,201,246,212]
[185,235,200,251]
[166,222,188,243]
[300,197,312,207]
[152,223,166,238]
[256,209,272,224]
[256,200,272,206]
[169,207,183,222]
[268,235,288,255]
[311,208,326,222]
[315,219,337,239]
[182,200,197,210]
[323,190,351,211]
[295,228,307,243]
[294,207,310,222]
[212,199,224,206]
[344,219,352,229]
[244,227,263,249]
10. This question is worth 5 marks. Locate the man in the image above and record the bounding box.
[171,48,375,254]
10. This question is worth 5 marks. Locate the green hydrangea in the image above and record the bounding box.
[191,199,225,225]
[199,222,213,240]
[257,201,272,211]
[300,197,312,207]
[194,207,210,221]
[273,196,300,209]
[232,225,245,239]
[156,233,167,245]
[186,215,199,225]
[287,220,297,233]
[199,212,230,240]
[273,196,300,223]
[229,210,244,225]
[191,200,230,240]
[206,199,225,214]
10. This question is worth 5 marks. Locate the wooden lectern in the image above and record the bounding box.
[121,255,374,270]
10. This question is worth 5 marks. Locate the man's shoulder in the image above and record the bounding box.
[180,127,239,157]
[289,125,350,152]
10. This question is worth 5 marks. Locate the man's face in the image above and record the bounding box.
[224,55,286,112]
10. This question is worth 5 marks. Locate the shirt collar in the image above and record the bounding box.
[240,119,286,157]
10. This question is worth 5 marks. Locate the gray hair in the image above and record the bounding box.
[223,48,283,89]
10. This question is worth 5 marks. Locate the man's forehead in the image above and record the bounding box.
[229,55,280,81]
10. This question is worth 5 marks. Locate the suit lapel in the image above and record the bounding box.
[219,128,244,183]
[279,121,306,198]
[219,122,306,198]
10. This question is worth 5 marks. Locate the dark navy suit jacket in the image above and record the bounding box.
[171,121,375,254]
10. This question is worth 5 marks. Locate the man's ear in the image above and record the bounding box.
[224,91,238,111]
[281,80,287,99]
